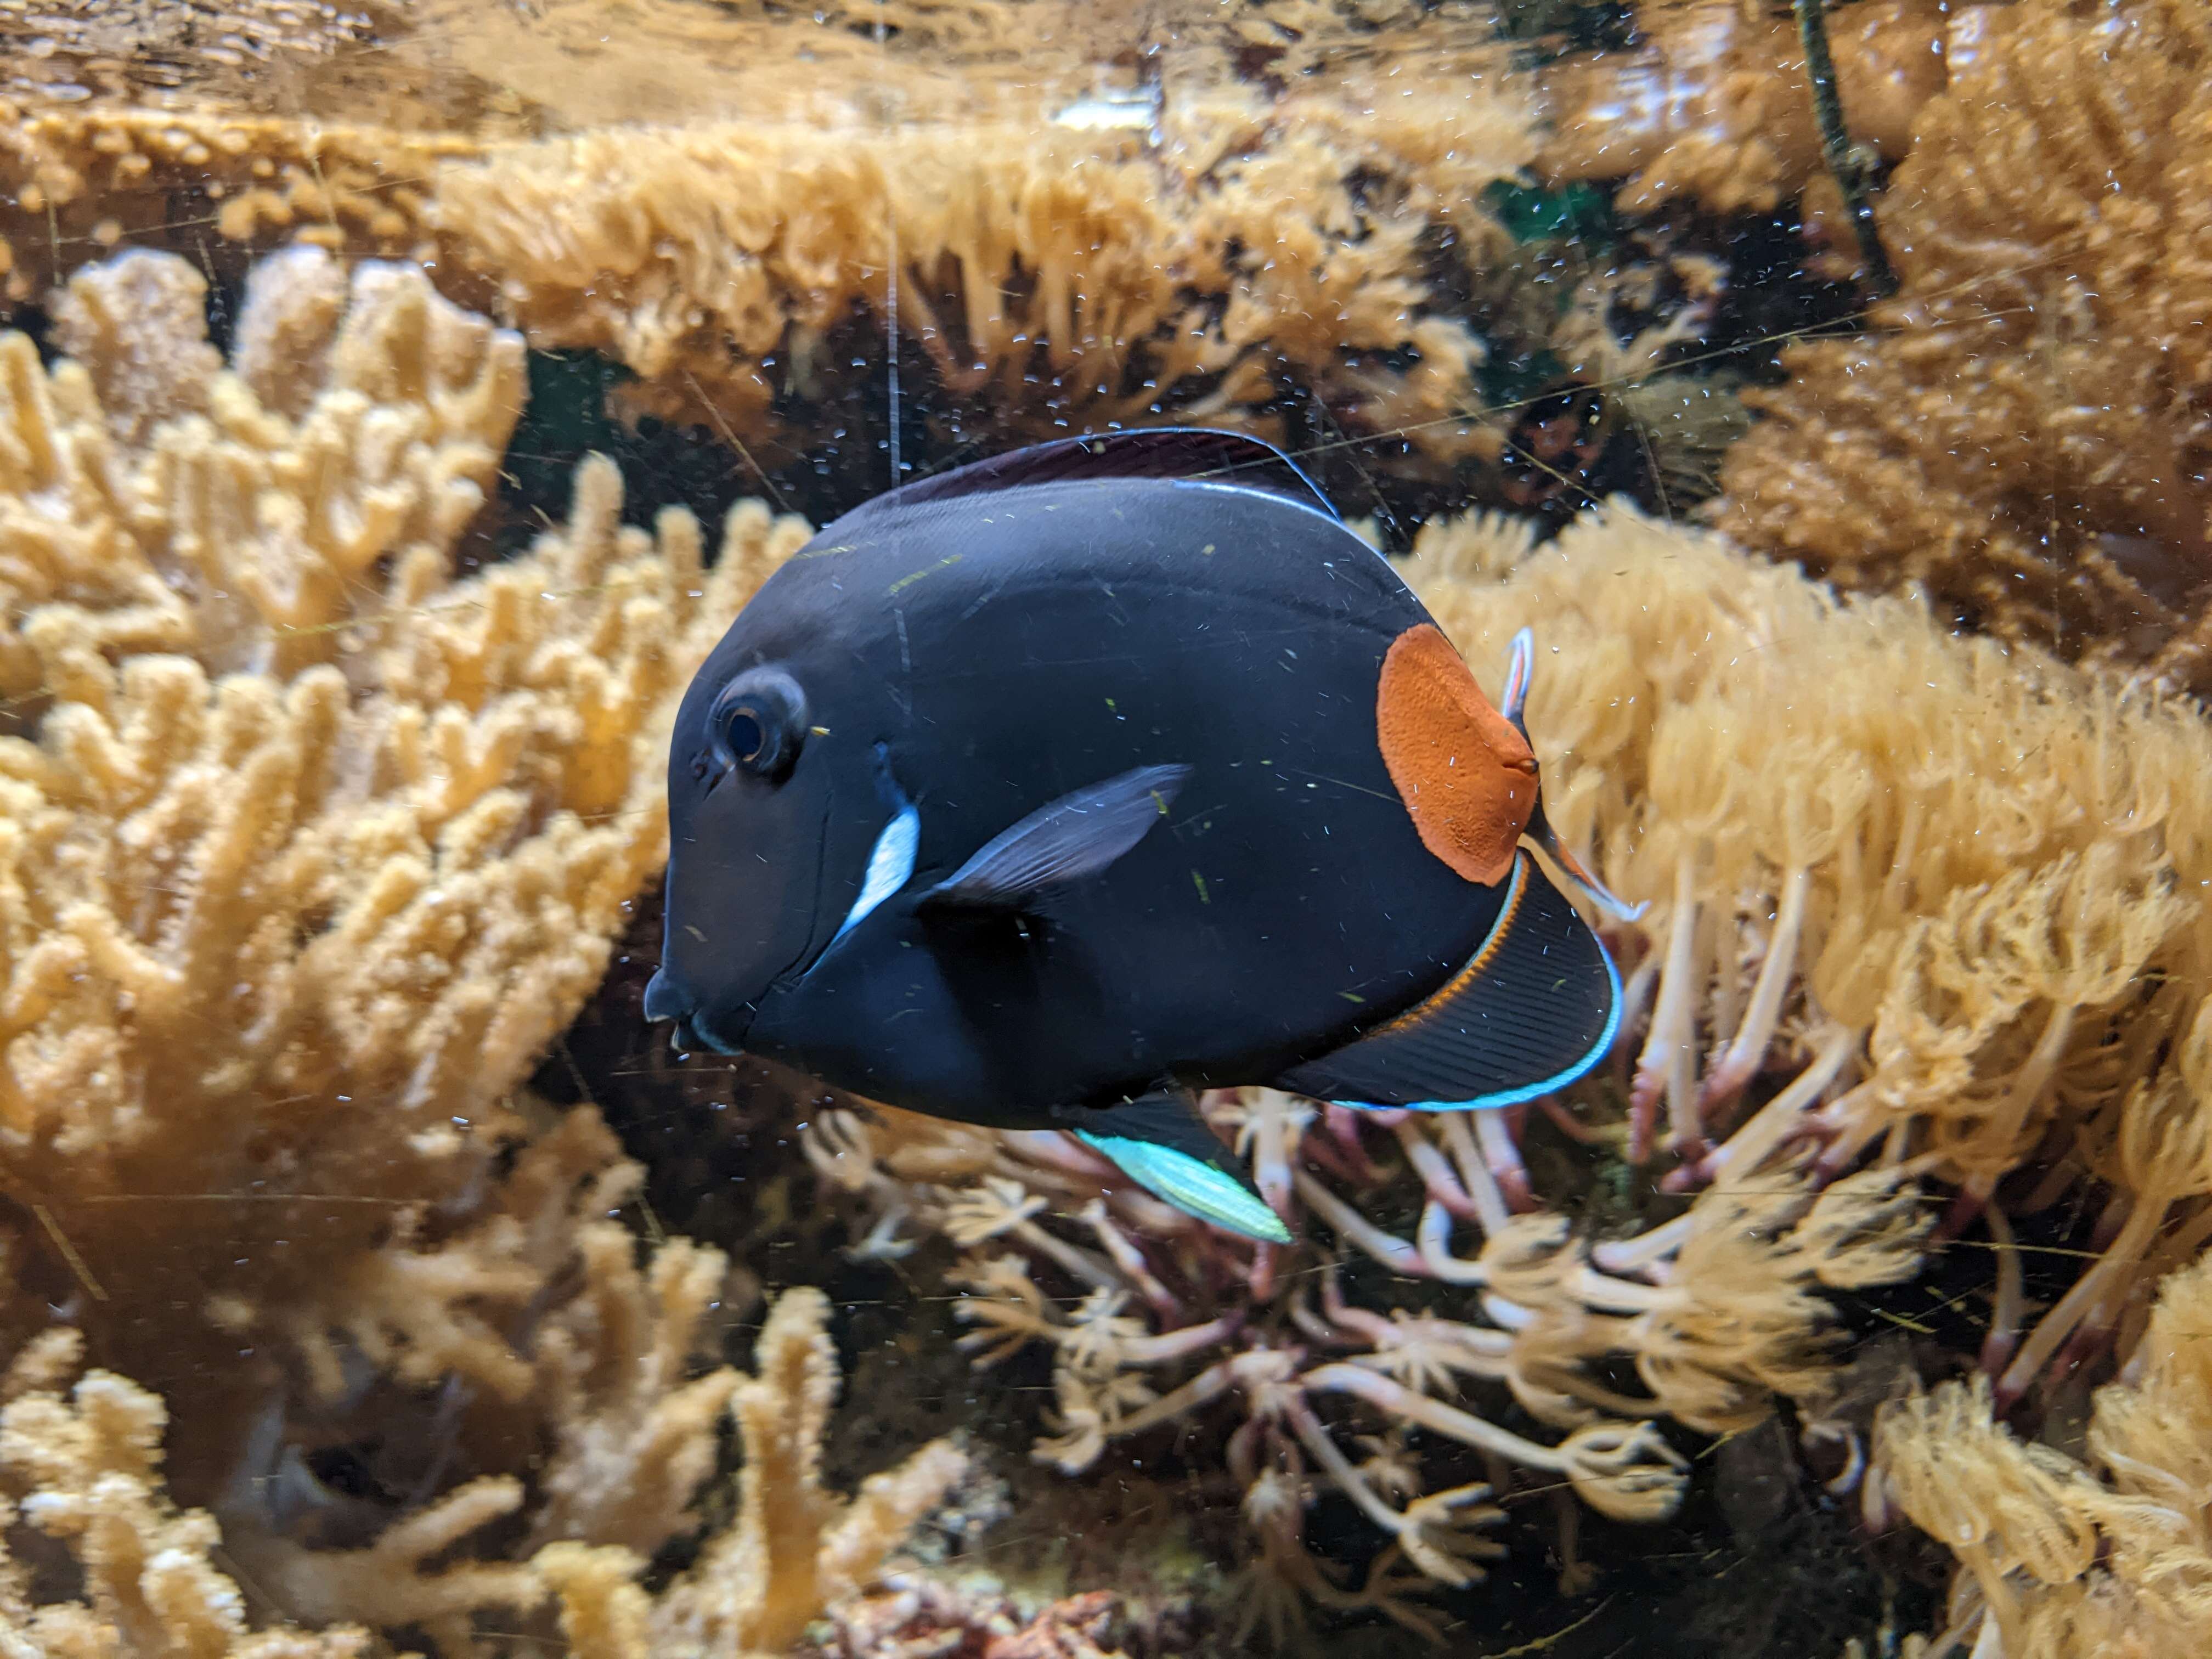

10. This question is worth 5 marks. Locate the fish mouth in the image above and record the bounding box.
[642,969,748,1055]
[642,968,689,1024]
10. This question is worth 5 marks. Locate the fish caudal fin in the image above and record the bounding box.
[1526,796,1645,924]
[1496,628,1644,925]
[1272,849,1621,1111]
[923,763,1191,909]
[1069,1089,1291,1243]
[1499,627,1535,728]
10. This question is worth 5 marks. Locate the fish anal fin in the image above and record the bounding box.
[923,763,1190,909]
[1376,623,1538,888]
[1067,1088,1290,1243]
[1274,850,1621,1110]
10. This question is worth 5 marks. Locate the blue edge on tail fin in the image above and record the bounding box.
[1335,935,1625,1116]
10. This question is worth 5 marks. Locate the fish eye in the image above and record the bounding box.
[708,668,806,781]
[724,708,768,763]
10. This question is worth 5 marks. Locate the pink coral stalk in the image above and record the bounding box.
[1109,1347,1305,1441]
[1227,1088,1306,1223]
[2046,1198,2212,1401]
[1417,1201,1489,1284]
[1248,1242,1283,1305]
[1107,1186,1203,1238]
[1536,1096,1613,1146]
[1590,1213,1691,1280]
[1319,1105,1391,1184]
[1436,1113,1511,1238]
[1475,1107,1536,1212]
[1696,865,1810,1115]
[1629,855,1703,1164]
[1294,1171,1427,1276]
[1003,1130,1119,1178]
[1079,1200,1183,1322]
[1301,1364,1688,1521]
[1669,1026,1855,1193]
[1114,1312,1246,1365]
[1994,1191,2140,1412]
[1391,1117,1482,1221]
[1976,1203,2024,1378]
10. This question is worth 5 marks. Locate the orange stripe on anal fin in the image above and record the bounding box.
[1375,623,1538,886]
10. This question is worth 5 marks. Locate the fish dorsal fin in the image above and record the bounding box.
[923,763,1191,909]
[1272,850,1621,1111]
[842,429,1340,524]
[1065,1088,1291,1243]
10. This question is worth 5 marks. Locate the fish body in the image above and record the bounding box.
[647,431,1637,1240]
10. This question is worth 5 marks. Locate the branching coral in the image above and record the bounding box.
[229,1122,963,1654]
[0,235,991,1659]
[0,1244,966,1657]
[650,1286,970,1659]
[1716,0,2212,692]
[0,103,465,301]
[784,500,2212,1630]
[0,1331,374,1658]
[0,240,809,1488]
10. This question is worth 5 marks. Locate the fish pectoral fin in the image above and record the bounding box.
[1272,849,1622,1111]
[922,763,1192,910]
[1068,1088,1290,1244]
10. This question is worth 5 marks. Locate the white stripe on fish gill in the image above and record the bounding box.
[833,802,921,942]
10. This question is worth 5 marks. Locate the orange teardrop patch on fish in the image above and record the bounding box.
[1375,623,1538,886]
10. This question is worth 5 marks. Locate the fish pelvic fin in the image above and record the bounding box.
[1068,1088,1290,1244]
[1272,849,1622,1111]
[923,763,1191,910]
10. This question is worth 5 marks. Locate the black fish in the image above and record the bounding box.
[645,430,1640,1242]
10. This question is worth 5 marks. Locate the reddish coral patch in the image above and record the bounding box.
[1376,623,1538,884]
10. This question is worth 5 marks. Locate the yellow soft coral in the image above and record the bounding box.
[1875,1248,2212,1656]
[0,242,806,1489]
[1716,0,2212,692]
[0,103,463,303]
[427,80,1537,464]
